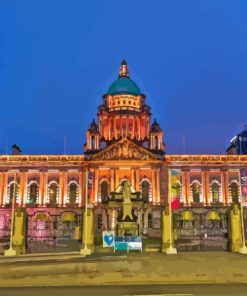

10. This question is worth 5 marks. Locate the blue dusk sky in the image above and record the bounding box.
[0,0,247,155]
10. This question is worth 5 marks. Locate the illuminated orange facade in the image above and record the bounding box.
[0,60,247,253]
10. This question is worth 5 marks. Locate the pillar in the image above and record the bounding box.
[132,116,135,139]
[94,169,99,203]
[3,172,8,205]
[19,171,28,206]
[221,170,229,205]
[143,209,148,234]
[229,204,243,252]
[4,207,27,256]
[152,169,156,203]
[43,172,48,206]
[131,169,135,188]
[79,170,85,207]
[63,171,68,205]
[0,172,4,206]
[156,169,160,204]
[110,169,115,192]
[202,170,210,206]
[112,208,117,231]
[135,169,140,192]
[59,172,64,206]
[137,117,141,139]
[115,170,119,190]
[161,207,177,254]
[182,170,187,205]
[80,207,95,255]
[113,117,117,139]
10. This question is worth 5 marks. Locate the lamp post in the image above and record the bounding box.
[165,168,177,254]
[4,172,19,256]
[80,169,91,255]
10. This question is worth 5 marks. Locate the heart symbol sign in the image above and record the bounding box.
[104,234,114,246]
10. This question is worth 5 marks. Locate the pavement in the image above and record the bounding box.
[0,251,247,287]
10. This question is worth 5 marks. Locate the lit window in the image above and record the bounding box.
[29,183,38,204]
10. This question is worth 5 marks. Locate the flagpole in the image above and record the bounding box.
[4,171,18,256]
[239,169,247,254]
[80,169,91,255]
[165,168,177,254]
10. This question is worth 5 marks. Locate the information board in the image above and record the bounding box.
[114,236,142,252]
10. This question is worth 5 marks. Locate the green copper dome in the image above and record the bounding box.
[108,77,141,95]
[107,60,141,95]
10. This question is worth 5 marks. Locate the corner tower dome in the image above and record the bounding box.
[108,60,141,95]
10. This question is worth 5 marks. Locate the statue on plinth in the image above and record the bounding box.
[122,181,133,221]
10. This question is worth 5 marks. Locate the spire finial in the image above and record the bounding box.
[119,59,129,78]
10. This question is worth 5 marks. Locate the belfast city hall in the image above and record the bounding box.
[0,60,247,256]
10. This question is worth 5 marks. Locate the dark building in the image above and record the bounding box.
[227,126,247,155]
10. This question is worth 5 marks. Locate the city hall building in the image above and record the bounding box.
[0,61,247,254]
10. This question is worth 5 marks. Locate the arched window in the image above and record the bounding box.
[101,181,108,198]
[48,182,58,204]
[8,182,19,205]
[29,182,38,204]
[69,182,78,204]
[211,182,220,203]
[141,180,150,202]
[230,181,239,203]
[191,181,201,203]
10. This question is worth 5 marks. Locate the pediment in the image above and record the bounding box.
[92,138,162,160]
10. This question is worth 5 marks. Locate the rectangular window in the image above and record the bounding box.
[148,214,153,228]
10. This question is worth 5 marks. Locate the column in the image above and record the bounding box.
[182,170,187,205]
[132,116,135,139]
[108,118,111,140]
[20,172,28,206]
[221,170,229,205]
[44,172,48,205]
[3,172,8,205]
[59,172,64,206]
[79,171,84,207]
[184,170,191,206]
[143,209,148,234]
[135,169,140,192]
[156,168,160,204]
[0,172,4,206]
[127,115,129,137]
[131,169,135,187]
[115,170,119,190]
[201,170,209,206]
[112,208,117,231]
[205,170,210,205]
[120,116,123,137]
[152,169,156,203]
[94,169,99,203]
[110,169,115,192]
[113,117,117,139]
[63,171,68,205]
[137,117,141,139]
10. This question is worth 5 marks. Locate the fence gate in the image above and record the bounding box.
[173,209,228,251]
[26,210,82,253]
